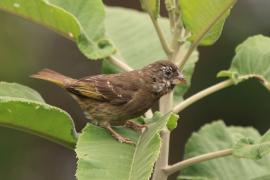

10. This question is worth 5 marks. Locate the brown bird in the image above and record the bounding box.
[31,60,185,144]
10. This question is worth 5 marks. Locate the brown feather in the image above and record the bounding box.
[31,61,185,124]
[31,69,75,87]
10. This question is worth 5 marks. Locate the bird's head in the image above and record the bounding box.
[142,60,186,95]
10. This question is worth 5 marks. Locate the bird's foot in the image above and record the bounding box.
[112,133,135,145]
[103,122,135,145]
[125,120,148,133]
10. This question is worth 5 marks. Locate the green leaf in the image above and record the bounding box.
[140,0,160,19]
[178,121,270,180]
[103,7,199,102]
[218,35,270,91]
[0,82,77,149]
[252,175,270,180]
[166,113,179,131]
[76,112,173,180]
[104,7,169,70]
[0,0,115,59]
[233,130,270,159]
[178,176,213,180]
[178,0,237,45]
[0,82,44,102]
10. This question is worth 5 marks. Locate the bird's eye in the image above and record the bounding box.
[165,70,172,76]
[162,66,173,79]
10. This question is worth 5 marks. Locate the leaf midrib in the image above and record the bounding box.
[127,131,144,180]
[193,0,237,45]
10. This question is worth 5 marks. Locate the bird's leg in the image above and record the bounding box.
[101,121,135,145]
[125,120,148,133]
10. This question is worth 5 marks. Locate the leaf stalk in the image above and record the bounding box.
[163,149,233,175]
[173,79,234,113]
[108,55,133,72]
[150,15,173,56]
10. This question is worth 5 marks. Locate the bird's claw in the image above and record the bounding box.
[110,132,135,145]
[102,122,136,145]
[125,120,148,133]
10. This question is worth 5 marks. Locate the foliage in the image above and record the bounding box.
[178,121,270,180]
[0,82,77,149]
[103,7,199,103]
[0,0,270,180]
[0,0,115,59]
[179,0,236,45]
[233,129,270,160]
[76,113,173,180]
[218,35,270,90]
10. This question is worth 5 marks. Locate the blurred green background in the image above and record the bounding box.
[0,1,270,180]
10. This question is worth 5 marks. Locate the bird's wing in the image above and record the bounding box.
[66,74,138,105]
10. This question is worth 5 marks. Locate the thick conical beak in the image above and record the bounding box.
[172,72,186,85]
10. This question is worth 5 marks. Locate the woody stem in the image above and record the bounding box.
[153,92,173,180]
[108,56,133,72]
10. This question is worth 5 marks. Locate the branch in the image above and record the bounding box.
[150,16,173,56]
[108,55,133,72]
[152,92,174,180]
[170,44,181,64]
[152,1,184,177]
[159,92,174,114]
[173,79,234,113]
[165,0,177,32]
[152,128,171,180]
[178,42,196,69]
[170,27,184,63]
[163,149,233,176]
[170,12,185,63]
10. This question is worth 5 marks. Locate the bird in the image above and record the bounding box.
[31,60,185,144]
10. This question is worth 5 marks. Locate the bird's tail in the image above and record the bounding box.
[31,69,76,88]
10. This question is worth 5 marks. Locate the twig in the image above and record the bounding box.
[170,42,182,63]
[170,14,185,63]
[165,0,176,32]
[170,26,184,63]
[163,149,233,175]
[178,42,196,69]
[173,79,234,113]
[108,56,133,72]
[150,15,173,56]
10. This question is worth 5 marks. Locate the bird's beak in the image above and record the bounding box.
[172,72,186,85]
